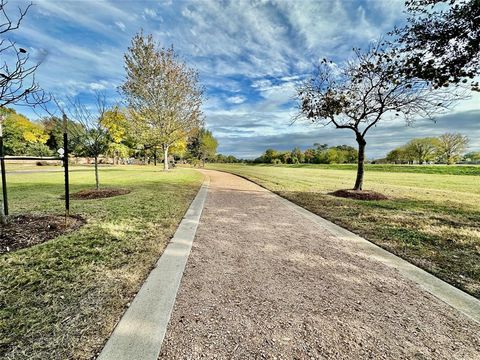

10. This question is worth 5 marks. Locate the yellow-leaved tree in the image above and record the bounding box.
[101,106,131,164]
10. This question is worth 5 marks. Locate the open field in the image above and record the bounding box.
[208,163,480,298]
[249,163,480,176]
[0,166,203,359]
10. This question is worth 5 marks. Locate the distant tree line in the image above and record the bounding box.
[383,133,476,164]
[253,144,358,164]
[214,154,242,163]
[0,104,220,167]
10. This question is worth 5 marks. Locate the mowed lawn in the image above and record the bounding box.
[208,164,480,298]
[0,166,203,359]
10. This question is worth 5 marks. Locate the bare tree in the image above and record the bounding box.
[0,0,47,224]
[0,0,47,108]
[296,43,462,191]
[66,92,111,190]
[121,32,204,171]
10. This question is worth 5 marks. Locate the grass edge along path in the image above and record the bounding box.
[207,164,480,299]
[0,167,203,360]
[255,163,480,176]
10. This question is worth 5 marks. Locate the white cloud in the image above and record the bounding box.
[115,21,126,32]
[144,8,157,18]
[9,0,478,159]
[226,96,246,104]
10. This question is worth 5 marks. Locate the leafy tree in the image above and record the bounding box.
[463,151,480,163]
[215,154,240,163]
[226,155,238,163]
[386,147,409,164]
[170,138,188,161]
[296,43,458,190]
[101,107,131,164]
[1,109,49,155]
[280,151,291,164]
[41,116,84,155]
[101,106,128,144]
[304,148,316,163]
[106,142,130,164]
[198,130,218,165]
[187,128,218,166]
[404,137,440,164]
[264,148,279,163]
[333,145,358,163]
[291,147,304,163]
[26,142,52,157]
[42,116,63,151]
[394,0,480,90]
[436,133,469,164]
[327,148,348,164]
[121,32,204,171]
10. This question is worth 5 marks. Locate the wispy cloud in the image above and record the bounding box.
[6,0,479,158]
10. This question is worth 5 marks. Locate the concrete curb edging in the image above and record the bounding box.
[97,176,210,360]
[272,191,480,324]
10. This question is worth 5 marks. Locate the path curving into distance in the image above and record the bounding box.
[159,169,480,359]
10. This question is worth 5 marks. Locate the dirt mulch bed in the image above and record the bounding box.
[330,189,389,201]
[0,214,85,254]
[69,188,131,200]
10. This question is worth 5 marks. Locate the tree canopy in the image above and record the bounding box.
[121,32,204,170]
[394,0,480,90]
[0,108,50,156]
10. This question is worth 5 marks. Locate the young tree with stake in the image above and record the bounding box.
[296,43,461,191]
[66,92,111,190]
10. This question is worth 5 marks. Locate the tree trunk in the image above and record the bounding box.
[353,135,366,191]
[163,146,169,171]
[154,148,157,166]
[94,156,99,190]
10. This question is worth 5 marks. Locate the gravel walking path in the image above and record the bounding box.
[159,170,480,359]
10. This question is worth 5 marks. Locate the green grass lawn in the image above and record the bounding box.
[250,163,480,176]
[3,163,111,172]
[0,166,203,359]
[208,163,480,298]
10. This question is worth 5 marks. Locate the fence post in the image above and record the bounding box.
[0,115,8,217]
[63,114,70,221]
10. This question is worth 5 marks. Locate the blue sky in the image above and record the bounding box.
[9,0,480,159]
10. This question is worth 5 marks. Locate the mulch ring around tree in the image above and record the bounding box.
[0,214,85,254]
[329,189,389,201]
[68,188,131,200]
